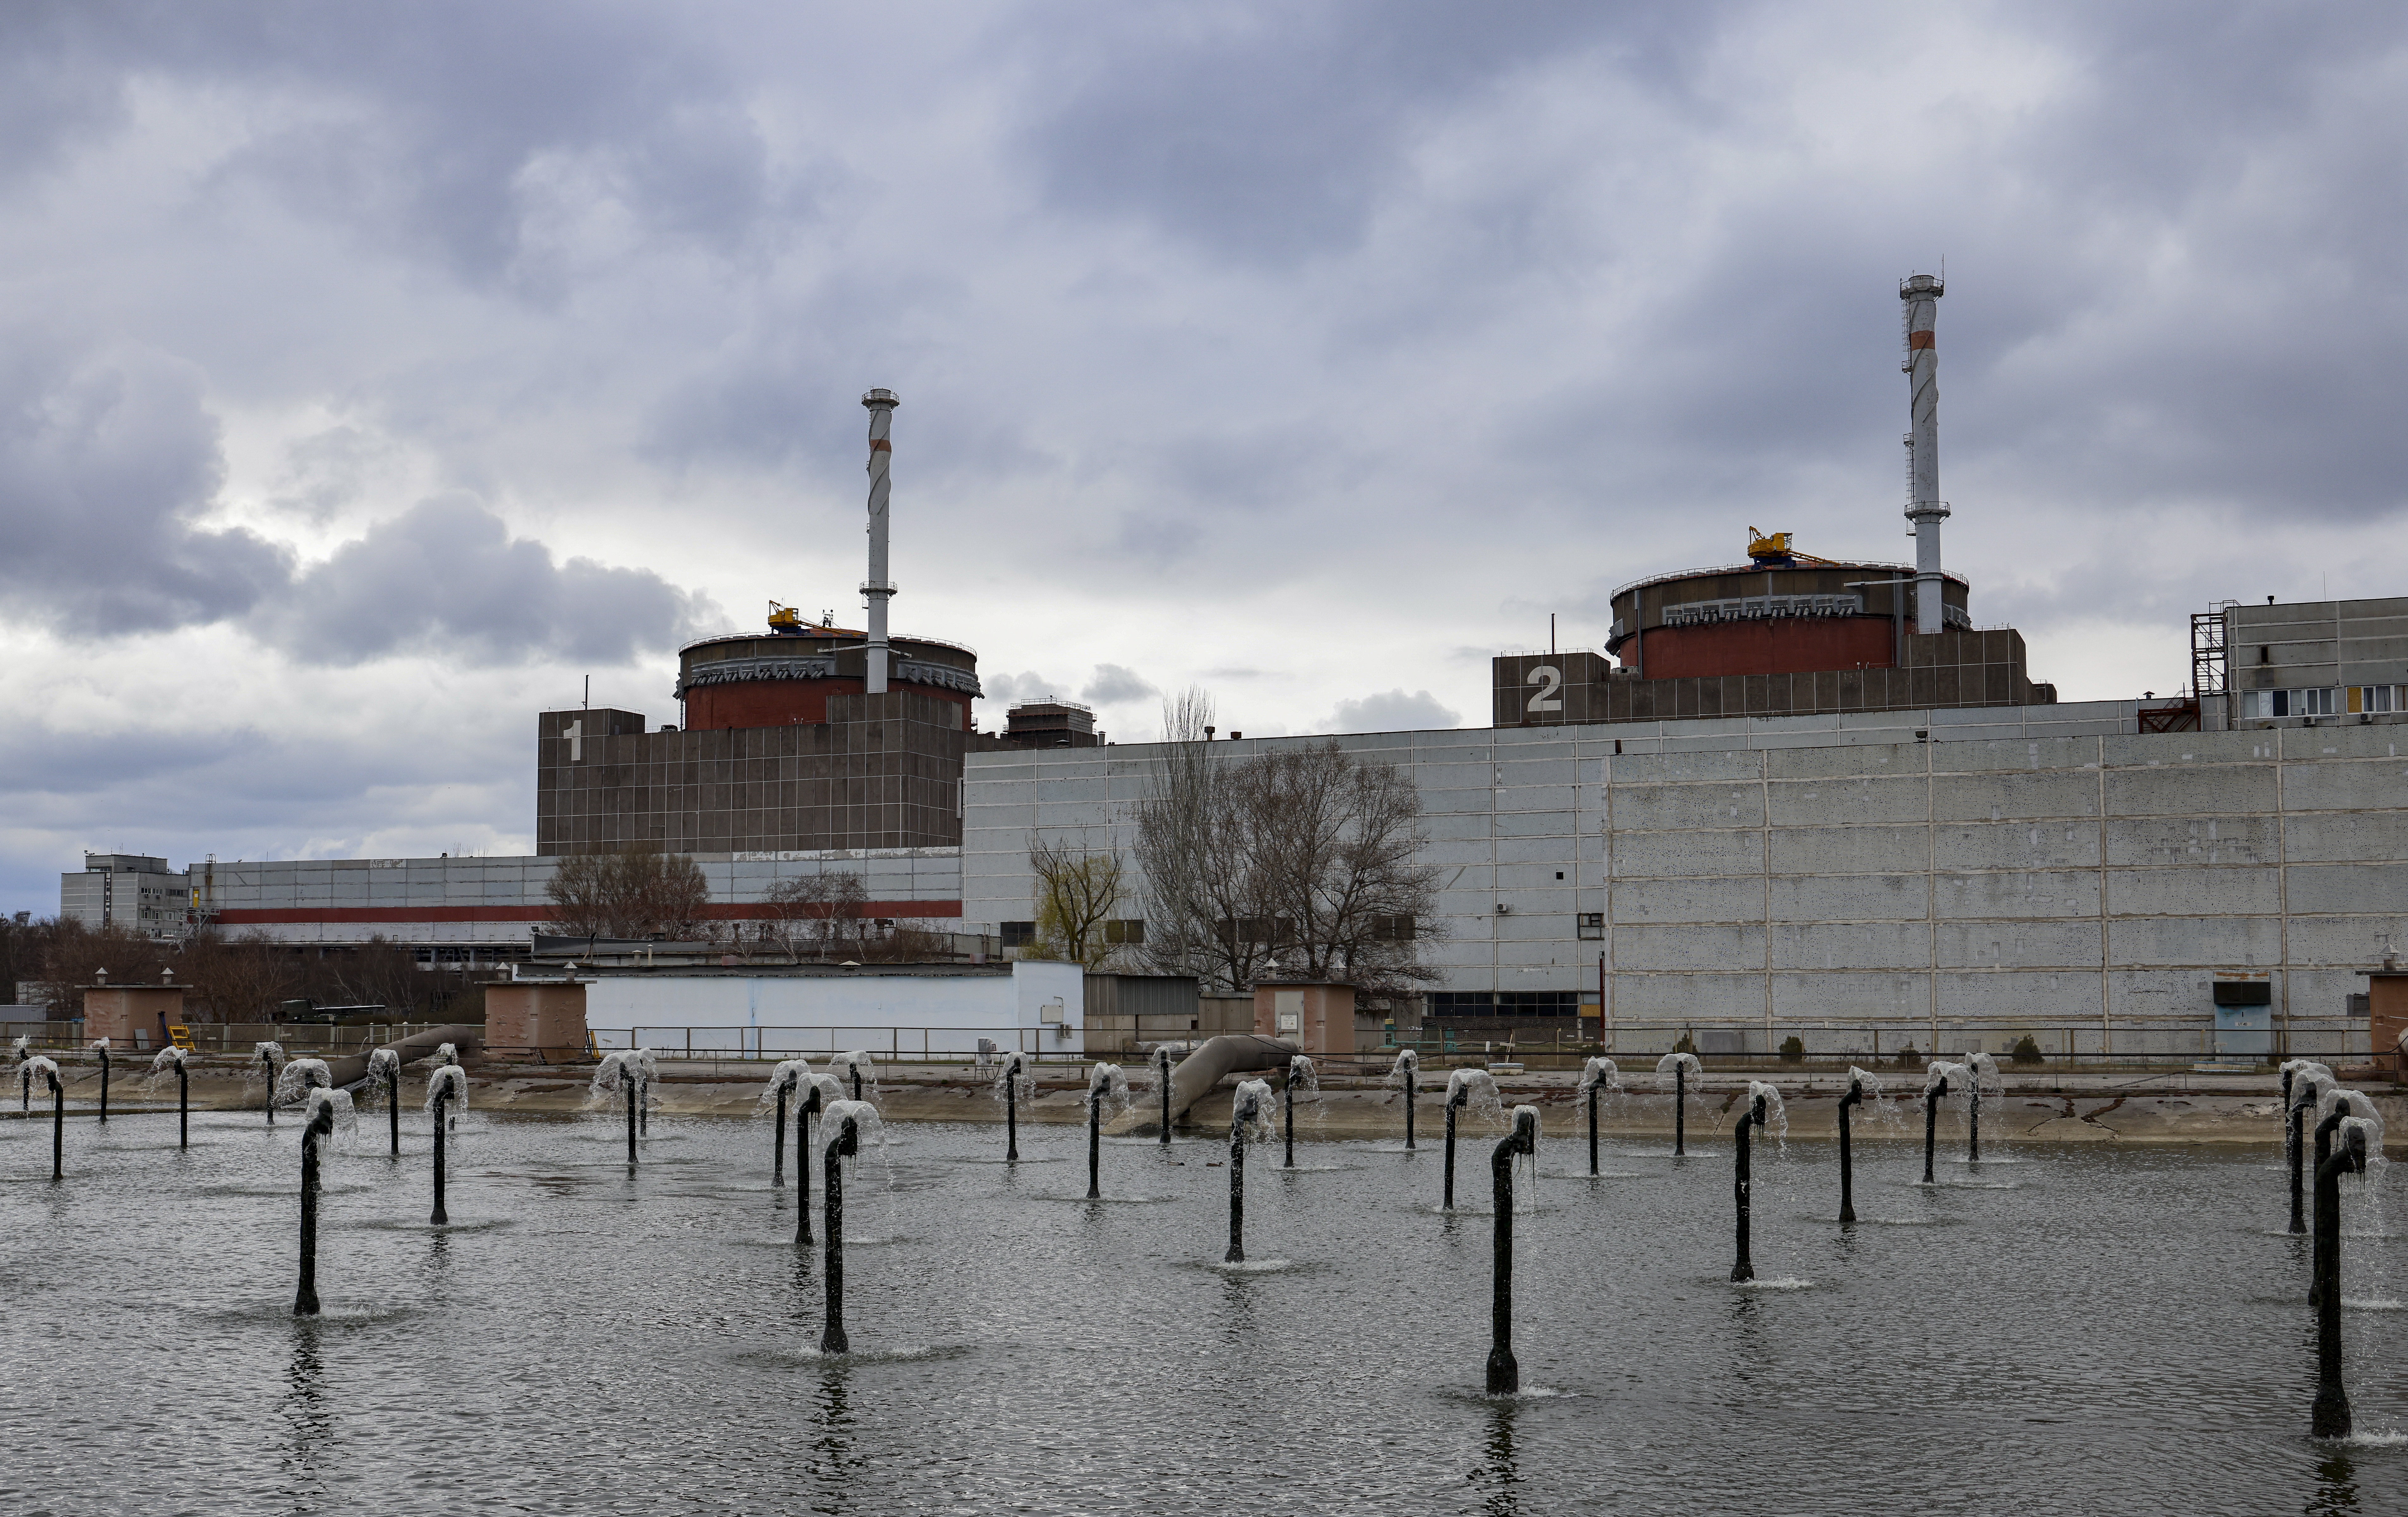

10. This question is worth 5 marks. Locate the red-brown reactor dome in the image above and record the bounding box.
[676,606,980,731]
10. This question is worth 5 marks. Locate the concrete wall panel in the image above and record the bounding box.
[2285,861,2408,914]
[2107,917,2283,968]
[1767,776,1930,826]
[1931,771,2100,822]
[1938,920,2104,969]
[2108,815,2281,867]
[1613,923,1767,971]
[2280,761,2408,812]
[1769,971,1929,1020]
[1612,829,1764,878]
[2105,766,2279,816]
[1767,825,1930,876]
[1932,822,2101,871]
[2285,812,2408,863]
[1613,784,1766,830]
[1610,876,1763,924]
[1765,743,1922,780]
[1610,752,1763,784]
[1936,970,2102,1018]
[1770,921,1932,971]
[1935,871,2099,918]
[2106,867,2283,917]
[1768,874,1927,922]
[1607,972,1765,1020]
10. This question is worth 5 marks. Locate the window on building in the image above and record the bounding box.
[1576,912,1605,940]
[1429,991,1580,1018]
[2348,685,2398,714]
[1000,921,1036,948]
[1369,914,1416,942]
[1104,919,1146,945]
[2302,687,2338,716]
[1216,917,1295,948]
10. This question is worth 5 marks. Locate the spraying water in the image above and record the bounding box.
[817,1098,884,1354]
[1486,1105,1541,1394]
[366,1048,402,1157]
[1086,1062,1131,1198]
[274,1058,333,1112]
[1147,1045,1177,1144]
[1837,1067,1880,1224]
[1577,1058,1621,1177]
[1225,1079,1276,1263]
[1731,1081,1780,1282]
[794,1073,845,1246]
[589,1049,654,1164]
[254,1042,286,1126]
[294,1088,344,1315]
[25,1056,63,1179]
[1389,1049,1421,1150]
[424,1064,467,1224]
[831,1051,878,1106]
[1283,1054,1318,1169]
[1656,1052,1702,1156]
[761,1059,812,1183]
[1922,1061,1968,1183]
[2282,1059,2336,1234]
[992,1052,1033,1162]
[145,1046,194,1150]
[2314,1116,2375,1437]
[1443,1069,1504,1211]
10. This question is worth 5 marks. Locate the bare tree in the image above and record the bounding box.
[545,845,713,940]
[763,872,869,962]
[1134,737,1441,998]
[1026,835,1127,969]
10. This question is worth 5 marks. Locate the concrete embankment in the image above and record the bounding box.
[25,1058,2398,1150]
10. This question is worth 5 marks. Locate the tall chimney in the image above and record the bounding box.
[1899,273,1947,635]
[861,388,899,694]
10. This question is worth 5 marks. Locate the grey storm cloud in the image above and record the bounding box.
[1081,664,1158,707]
[254,493,713,668]
[0,336,289,635]
[0,333,707,665]
[1325,690,1461,735]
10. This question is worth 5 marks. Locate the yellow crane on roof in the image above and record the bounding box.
[1746,528,1842,567]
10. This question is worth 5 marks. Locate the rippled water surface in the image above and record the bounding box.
[3,1104,2403,1515]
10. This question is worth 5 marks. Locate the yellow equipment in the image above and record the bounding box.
[168,1025,195,1051]
[767,601,805,632]
[1747,527,1791,559]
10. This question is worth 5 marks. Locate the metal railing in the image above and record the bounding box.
[1382,1019,2378,1072]
[591,1025,1085,1063]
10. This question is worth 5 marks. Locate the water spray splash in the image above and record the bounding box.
[424,1064,467,1224]
[254,1042,286,1126]
[817,1098,883,1354]
[1283,1054,1318,1169]
[274,1058,332,1111]
[761,1058,811,1183]
[1578,1058,1621,1176]
[366,1048,402,1157]
[1389,1049,1421,1150]
[1225,1079,1275,1263]
[831,1050,878,1106]
[1443,1068,1505,1211]
[589,1048,654,1164]
[25,1056,63,1179]
[1656,1051,1702,1156]
[1086,1062,1130,1198]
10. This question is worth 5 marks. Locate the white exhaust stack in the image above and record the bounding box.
[1900,274,1947,635]
[861,387,899,693]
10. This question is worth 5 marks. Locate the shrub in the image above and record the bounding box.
[2011,1034,2046,1066]
[1894,1044,1921,1068]
[1672,1031,1697,1056]
[1779,1035,1805,1063]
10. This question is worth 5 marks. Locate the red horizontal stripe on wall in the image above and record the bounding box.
[215,901,964,925]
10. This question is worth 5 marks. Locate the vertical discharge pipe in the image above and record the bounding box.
[96,1042,110,1125]
[1732,1090,1768,1283]
[821,1112,862,1354]
[1838,1073,1864,1225]
[1900,273,1948,634]
[861,389,899,695]
[2312,1120,2371,1438]
[295,1095,336,1316]
[1923,1071,1949,1184]
[1485,1107,1540,1394]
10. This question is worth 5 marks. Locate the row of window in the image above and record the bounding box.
[2241,686,2401,719]
[997,916,1419,950]
[1429,991,1584,1018]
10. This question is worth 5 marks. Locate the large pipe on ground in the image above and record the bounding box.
[1151,1035,1302,1131]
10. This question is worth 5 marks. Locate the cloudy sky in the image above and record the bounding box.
[4,1,2403,913]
